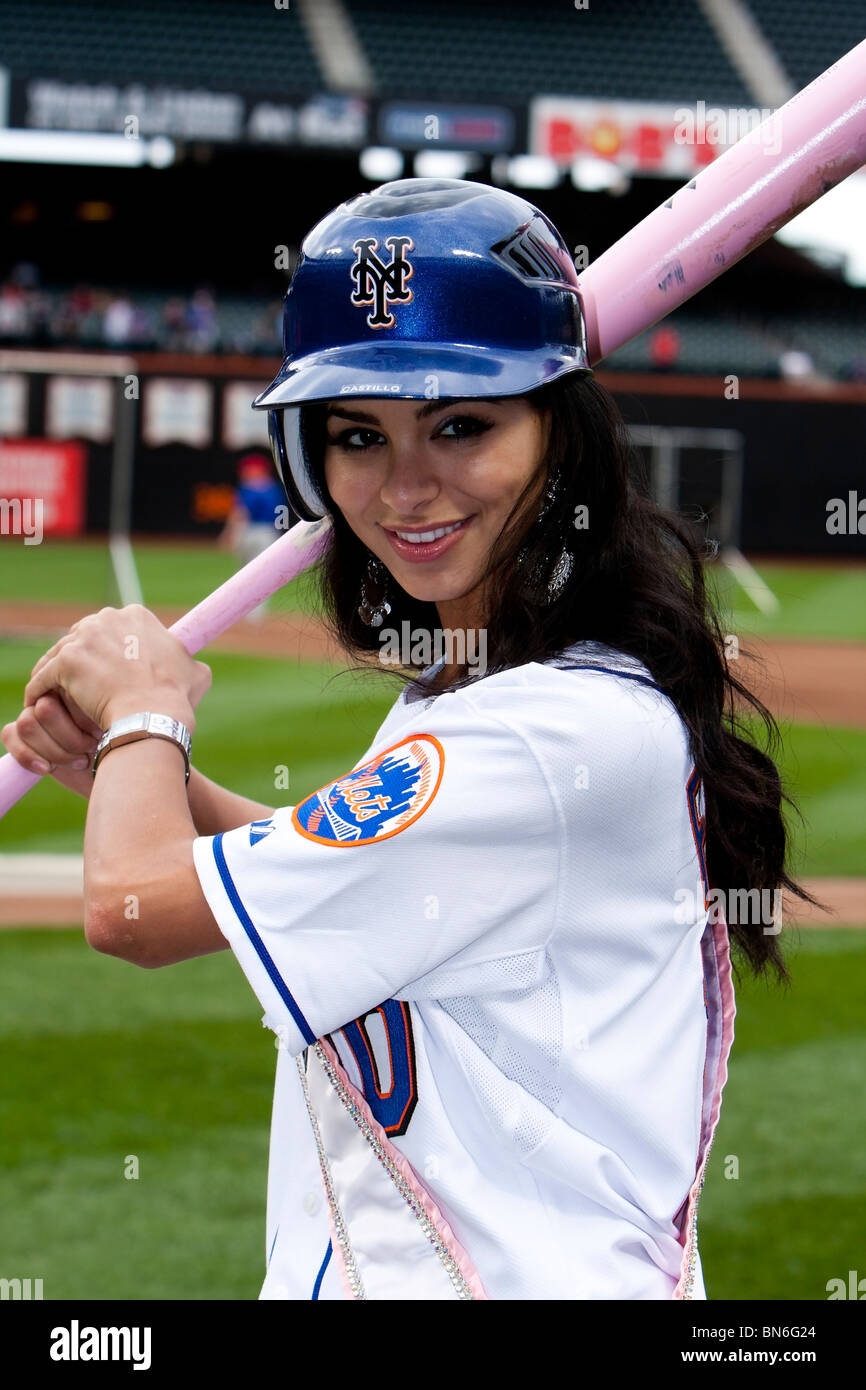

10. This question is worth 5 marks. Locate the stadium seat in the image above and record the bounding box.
[745,0,865,90]
[0,0,323,89]
[349,0,752,104]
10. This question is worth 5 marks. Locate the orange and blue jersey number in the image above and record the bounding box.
[338,999,418,1137]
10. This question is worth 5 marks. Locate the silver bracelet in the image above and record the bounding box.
[92,713,192,783]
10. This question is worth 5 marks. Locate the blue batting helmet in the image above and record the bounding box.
[254,178,591,521]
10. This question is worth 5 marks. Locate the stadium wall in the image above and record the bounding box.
[6,357,866,557]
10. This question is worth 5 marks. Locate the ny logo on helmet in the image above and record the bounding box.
[350,236,414,329]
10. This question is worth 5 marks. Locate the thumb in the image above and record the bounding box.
[58,691,105,738]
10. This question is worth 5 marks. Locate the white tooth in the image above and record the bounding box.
[396,521,462,543]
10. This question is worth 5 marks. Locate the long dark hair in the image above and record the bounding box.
[300,372,817,985]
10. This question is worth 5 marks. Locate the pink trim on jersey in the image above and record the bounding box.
[317,1036,489,1300]
[324,1204,359,1302]
[673,912,737,1298]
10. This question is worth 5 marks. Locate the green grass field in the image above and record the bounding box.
[0,543,863,1300]
[1,538,317,614]
[700,928,866,1299]
[0,925,861,1299]
[2,638,863,876]
[708,561,866,642]
[0,644,398,852]
[2,538,864,638]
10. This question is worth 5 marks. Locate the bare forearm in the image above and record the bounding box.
[83,715,232,967]
[84,708,199,923]
[186,766,275,835]
[51,754,274,835]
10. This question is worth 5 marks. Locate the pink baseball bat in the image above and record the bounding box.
[578,36,866,363]
[0,516,332,816]
[1,39,864,818]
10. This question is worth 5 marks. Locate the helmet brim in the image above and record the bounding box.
[253,341,591,411]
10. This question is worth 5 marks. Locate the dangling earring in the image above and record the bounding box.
[517,468,575,606]
[358,554,392,627]
[536,467,562,522]
[546,545,573,601]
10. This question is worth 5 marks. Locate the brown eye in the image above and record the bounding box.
[437,415,493,440]
[327,428,384,451]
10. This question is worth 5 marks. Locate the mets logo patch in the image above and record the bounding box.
[350,235,414,330]
[292,734,444,847]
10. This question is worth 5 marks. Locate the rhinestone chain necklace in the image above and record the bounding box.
[296,1052,366,1299]
[300,1043,476,1300]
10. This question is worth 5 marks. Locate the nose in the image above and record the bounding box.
[378,440,441,516]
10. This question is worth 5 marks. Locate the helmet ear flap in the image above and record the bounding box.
[268,407,327,521]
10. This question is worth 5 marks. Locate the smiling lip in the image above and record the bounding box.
[382,516,475,563]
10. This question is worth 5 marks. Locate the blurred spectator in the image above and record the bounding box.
[186,288,220,353]
[778,348,816,380]
[218,452,292,623]
[53,284,95,343]
[78,290,107,345]
[28,291,52,345]
[130,303,156,348]
[162,297,187,351]
[103,293,135,345]
[0,283,30,339]
[7,268,855,382]
[649,325,682,372]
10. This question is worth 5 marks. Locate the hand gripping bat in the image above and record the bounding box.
[1,36,864,816]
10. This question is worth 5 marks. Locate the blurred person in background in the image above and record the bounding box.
[53,284,94,345]
[162,297,188,351]
[186,287,220,353]
[218,451,292,622]
[129,302,156,349]
[103,292,136,346]
[778,347,817,380]
[79,289,109,347]
[0,282,30,341]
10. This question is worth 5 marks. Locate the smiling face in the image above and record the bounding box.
[321,396,550,628]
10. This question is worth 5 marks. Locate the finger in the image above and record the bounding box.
[24,656,65,709]
[59,691,105,739]
[29,694,100,758]
[193,660,213,701]
[2,701,95,771]
[1,711,90,776]
[27,632,78,698]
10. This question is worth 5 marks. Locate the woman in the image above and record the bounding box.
[4,180,812,1301]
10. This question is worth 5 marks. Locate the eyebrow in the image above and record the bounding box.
[325,399,503,426]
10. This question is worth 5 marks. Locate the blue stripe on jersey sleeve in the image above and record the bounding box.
[312,1240,332,1300]
[211,833,316,1046]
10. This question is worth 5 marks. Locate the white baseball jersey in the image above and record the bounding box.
[192,640,735,1300]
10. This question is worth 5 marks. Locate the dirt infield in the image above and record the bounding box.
[0,600,345,666]
[2,599,863,927]
[0,876,862,929]
[2,600,864,727]
[735,637,865,729]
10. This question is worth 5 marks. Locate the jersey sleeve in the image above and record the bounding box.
[192,692,559,1054]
